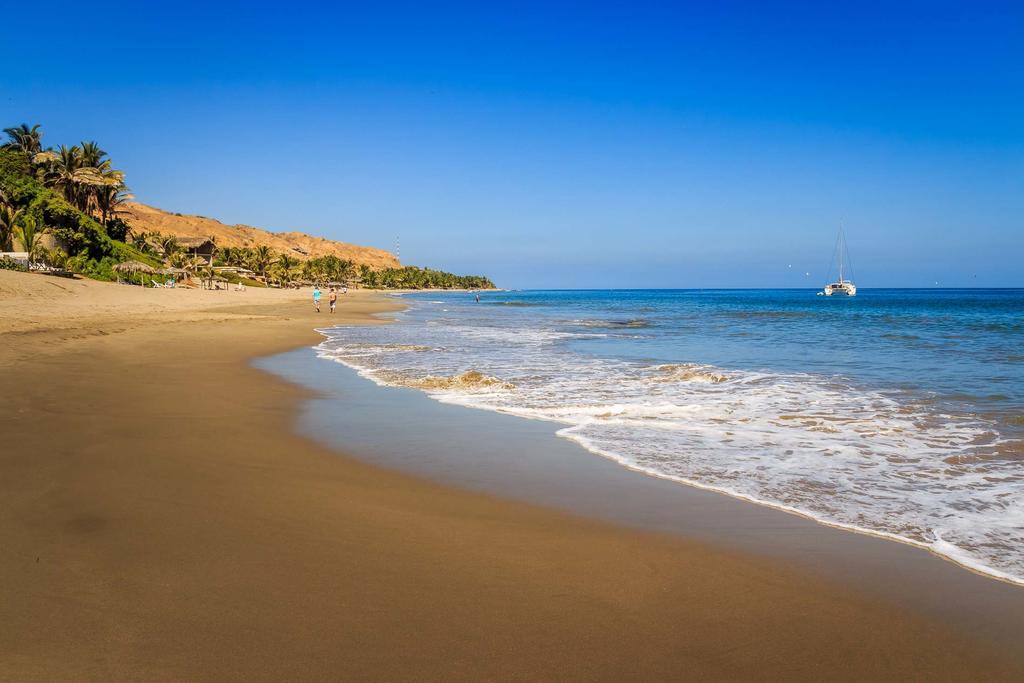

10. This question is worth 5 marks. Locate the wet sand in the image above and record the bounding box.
[1,270,1020,680]
[271,348,1024,658]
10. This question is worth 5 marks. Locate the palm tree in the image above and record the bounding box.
[169,251,205,278]
[131,230,150,251]
[277,253,297,272]
[301,258,324,283]
[188,256,206,278]
[199,265,215,289]
[78,141,107,167]
[35,144,117,215]
[95,184,133,228]
[15,215,47,268]
[85,162,127,219]
[248,245,274,279]
[45,144,83,205]
[274,253,297,285]
[3,123,43,157]
[231,247,253,267]
[0,203,23,251]
[160,235,180,258]
[357,264,374,288]
[70,167,108,215]
[337,258,356,283]
[168,251,189,270]
[37,246,67,270]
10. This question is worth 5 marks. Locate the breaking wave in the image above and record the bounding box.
[378,369,515,392]
[650,363,731,384]
[313,294,1024,586]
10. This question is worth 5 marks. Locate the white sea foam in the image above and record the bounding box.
[314,306,1024,586]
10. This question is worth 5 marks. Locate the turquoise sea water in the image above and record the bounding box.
[316,289,1024,583]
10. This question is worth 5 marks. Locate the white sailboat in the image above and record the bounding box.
[821,227,857,296]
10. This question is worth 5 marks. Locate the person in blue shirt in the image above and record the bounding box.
[312,286,322,312]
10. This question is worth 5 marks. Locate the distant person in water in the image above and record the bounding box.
[329,287,337,313]
[313,286,321,312]
[475,292,480,303]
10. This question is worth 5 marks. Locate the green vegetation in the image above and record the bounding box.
[216,248,495,289]
[0,255,27,271]
[0,124,155,278]
[0,202,21,250]
[15,215,45,268]
[1,122,494,288]
[358,265,493,290]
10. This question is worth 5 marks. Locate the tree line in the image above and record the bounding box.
[2,122,495,289]
[217,246,493,289]
[122,236,494,289]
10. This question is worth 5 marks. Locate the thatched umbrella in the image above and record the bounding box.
[113,260,156,274]
[113,260,156,285]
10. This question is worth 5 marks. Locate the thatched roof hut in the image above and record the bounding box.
[176,237,216,265]
[113,260,157,274]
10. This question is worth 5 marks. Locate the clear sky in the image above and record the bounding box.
[2,1,1021,287]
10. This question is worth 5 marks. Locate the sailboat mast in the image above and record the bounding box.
[838,227,843,283]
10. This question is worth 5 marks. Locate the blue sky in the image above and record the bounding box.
[2,1,1021,287]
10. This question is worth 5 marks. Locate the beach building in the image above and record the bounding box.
[177,237,217,266]
[213,265,256,278]
[0,251,29,267]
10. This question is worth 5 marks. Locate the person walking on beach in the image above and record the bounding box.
[313,286,322,313]
[329,287,337,314]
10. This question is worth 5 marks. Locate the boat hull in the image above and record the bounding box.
[823,282,857,296]
[823,282,856,296]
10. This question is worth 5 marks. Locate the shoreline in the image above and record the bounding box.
[2,270,1021,679]
[265,344,1024,660]
[312,298,1024,589]
[561,423,1024,588]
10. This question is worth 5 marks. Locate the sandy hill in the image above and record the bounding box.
[122,202,400,269]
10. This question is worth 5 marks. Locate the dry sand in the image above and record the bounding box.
[0,269,1020,680]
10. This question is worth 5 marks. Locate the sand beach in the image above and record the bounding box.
[1,269,1021,680]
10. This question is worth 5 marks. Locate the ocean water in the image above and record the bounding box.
[315,289,1024,584]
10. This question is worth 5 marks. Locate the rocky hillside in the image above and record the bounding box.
[121,202,400,269]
